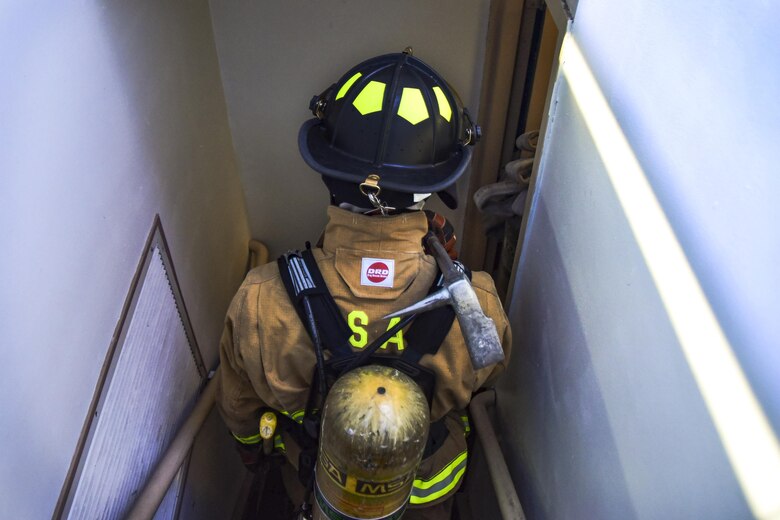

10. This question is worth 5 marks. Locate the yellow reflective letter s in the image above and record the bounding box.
[348,310,369,348]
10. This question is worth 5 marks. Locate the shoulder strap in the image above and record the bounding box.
[277,248,353,358]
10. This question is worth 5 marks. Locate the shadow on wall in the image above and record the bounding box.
[2,1,248,517]
[497,197,638,520]
[94,1,249,336]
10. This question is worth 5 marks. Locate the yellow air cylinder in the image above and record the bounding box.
[315,365,429,520]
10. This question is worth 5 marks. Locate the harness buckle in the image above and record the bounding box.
[359,174,395,215]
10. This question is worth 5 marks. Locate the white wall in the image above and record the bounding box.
[0,2,250,517]
[208,0,491,257]
[501,1,779,518]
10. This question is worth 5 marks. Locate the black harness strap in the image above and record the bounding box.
[277,249,353,358]
[277,248,472,468]
[279,249,469,366]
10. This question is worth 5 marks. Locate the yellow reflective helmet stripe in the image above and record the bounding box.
[397,87,430,125]
[409,450,467,504]
[353,81,386,115]
[432,86,452,122]
[232,431,262,445]
[336,72,362,100]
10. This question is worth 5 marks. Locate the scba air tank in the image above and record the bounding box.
[315,365,429,520]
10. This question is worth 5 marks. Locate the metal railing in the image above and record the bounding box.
[127,238,267,519]
[469,390,526,520]
[127,378,525,520]
[126,371,220,520]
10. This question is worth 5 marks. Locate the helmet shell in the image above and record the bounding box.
[299,52,476,195]
[315,365,429,519]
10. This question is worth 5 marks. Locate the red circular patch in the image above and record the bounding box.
[366,262,390,283]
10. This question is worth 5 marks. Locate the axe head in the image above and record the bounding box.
[384,277,504,370]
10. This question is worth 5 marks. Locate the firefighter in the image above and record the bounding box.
[217,49,512,519]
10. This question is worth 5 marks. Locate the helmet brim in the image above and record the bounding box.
[299,119,472,194]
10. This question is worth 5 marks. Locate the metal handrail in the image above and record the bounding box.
[248,239,269,269]
[127,376,525,519]
[128,239,268,519]
[469,390,526,520]
[126,371,220,520]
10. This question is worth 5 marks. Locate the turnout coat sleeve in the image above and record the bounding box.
[216,264,293,440]
[216,282,267,440]
[217,261,318,440]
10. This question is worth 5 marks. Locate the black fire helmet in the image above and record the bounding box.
[298,49,480,209]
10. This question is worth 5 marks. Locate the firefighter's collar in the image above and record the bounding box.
[322,206,428,254]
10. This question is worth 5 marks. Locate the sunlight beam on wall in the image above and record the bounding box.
[559,33,780,520]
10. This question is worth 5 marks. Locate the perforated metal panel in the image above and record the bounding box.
[61,221,205,520]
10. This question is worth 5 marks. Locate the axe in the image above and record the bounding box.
[384,235,505,370]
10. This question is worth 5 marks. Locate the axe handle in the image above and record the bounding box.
[425,234,460,282]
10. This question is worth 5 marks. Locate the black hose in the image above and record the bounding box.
[302,297,328,398]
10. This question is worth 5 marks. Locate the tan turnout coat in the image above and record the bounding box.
[217,206,511,508]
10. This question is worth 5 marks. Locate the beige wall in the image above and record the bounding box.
[209,0,491,257]
[0,2,249,517]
